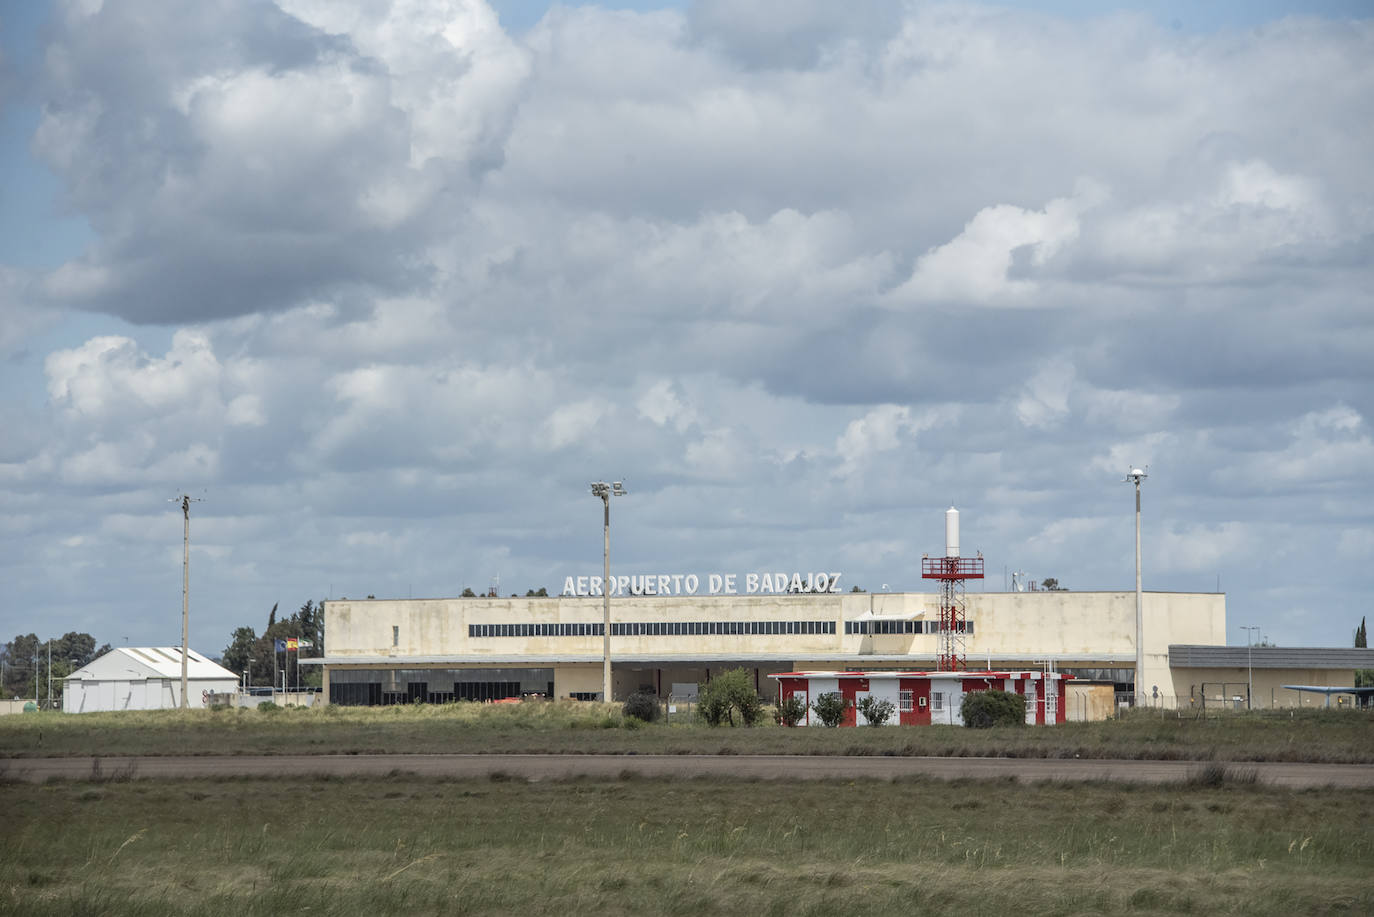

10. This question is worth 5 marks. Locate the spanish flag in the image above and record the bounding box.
[286,637,299,651]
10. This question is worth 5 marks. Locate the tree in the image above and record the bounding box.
[1356,617,1373,690]
[1040,578,1066,591]
[698,668,763,726]
[297,600,324,655]
[622,691,660,722]
[461,587,477,598]
[850,586,865,593]
[222,599,328,690]
[3,632,107,703]
[525,587,548,597]
[856,695,895,727]
[811,692,848,728]
[776,695,807,726]
[222,626,258,676]
[960,689,1027,728]
[1,634,40,699]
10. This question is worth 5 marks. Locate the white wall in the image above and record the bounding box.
[858,679,901,726]
[806,677,838,726]
[63,678,239,713]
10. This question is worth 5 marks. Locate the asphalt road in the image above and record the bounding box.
[3,754,1372,787]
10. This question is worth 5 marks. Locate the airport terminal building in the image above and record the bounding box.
[306,585,1374,713]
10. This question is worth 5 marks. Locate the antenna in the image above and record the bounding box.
[169,492,205,709]
[922,506,984,670]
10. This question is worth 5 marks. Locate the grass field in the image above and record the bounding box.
[2,701,1372,763]
[3,773,1371,916]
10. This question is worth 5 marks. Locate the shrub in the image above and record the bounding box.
[811,692,849,728]
[960,689,1026,728]
[776,695,808,727]
[856,695,896,727]
[256,701,280,713]
[622,691,661,723]
[698,668,764,727]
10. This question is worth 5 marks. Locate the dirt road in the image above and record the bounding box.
[4,753,1372,787]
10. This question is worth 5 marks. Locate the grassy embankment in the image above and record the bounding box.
[2,701,1371,762]
[3,772,1371,916]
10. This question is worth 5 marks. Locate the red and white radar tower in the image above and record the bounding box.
[921,507,984,671]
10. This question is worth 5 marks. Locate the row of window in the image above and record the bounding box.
[844,620,975,635]
[329,680,545,706]
[468,620,839,638]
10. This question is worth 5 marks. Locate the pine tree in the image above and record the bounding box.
[1356,617,1367,648]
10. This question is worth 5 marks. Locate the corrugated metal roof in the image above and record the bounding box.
[1169,645,1374,669]
[66,647,238,681]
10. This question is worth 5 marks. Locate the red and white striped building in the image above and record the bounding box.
[770,670,1071,726]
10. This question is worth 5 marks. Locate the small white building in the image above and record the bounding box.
[63,647,239,713]
[769,670,1072,726]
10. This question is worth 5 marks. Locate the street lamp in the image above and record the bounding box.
[591,481,626,702]
[1238,625,1260,709]
[170,493,203,709]
[1124,467,1147,706]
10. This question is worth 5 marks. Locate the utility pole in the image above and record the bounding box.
[1125,468,1147,707]
[170,493,203,709]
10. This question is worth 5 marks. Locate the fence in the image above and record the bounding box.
[1105,689,1370,716]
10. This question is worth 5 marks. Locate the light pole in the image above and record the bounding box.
[170,494,203,708]
[590,481,626,702]
[1125,467,1147,706]
[1239,625,1260,709]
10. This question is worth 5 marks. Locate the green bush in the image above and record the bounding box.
[811,692,848,728]
[960,689,1027,728]
[698,668,764,727]
[776,695,808,727]
[856,695,895,727]
[256,701,280,713]
[622,691,661,723]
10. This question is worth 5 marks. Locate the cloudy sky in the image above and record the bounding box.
[1,0,1371,658]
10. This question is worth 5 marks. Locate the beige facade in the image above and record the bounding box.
[1169,666,1359,710]
[317,589,1226,703]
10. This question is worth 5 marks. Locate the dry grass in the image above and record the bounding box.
[2,774,1371,916]
[3,702,1372,763]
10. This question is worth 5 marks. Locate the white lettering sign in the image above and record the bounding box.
[559,572,842,597]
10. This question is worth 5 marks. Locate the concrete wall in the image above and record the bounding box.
[1168,666,1357,709]
[323,591,1227,678]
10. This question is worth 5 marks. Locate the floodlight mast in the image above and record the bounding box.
[1124,468,1147,706]
[170,493,204,709]
[591,481,626,702]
